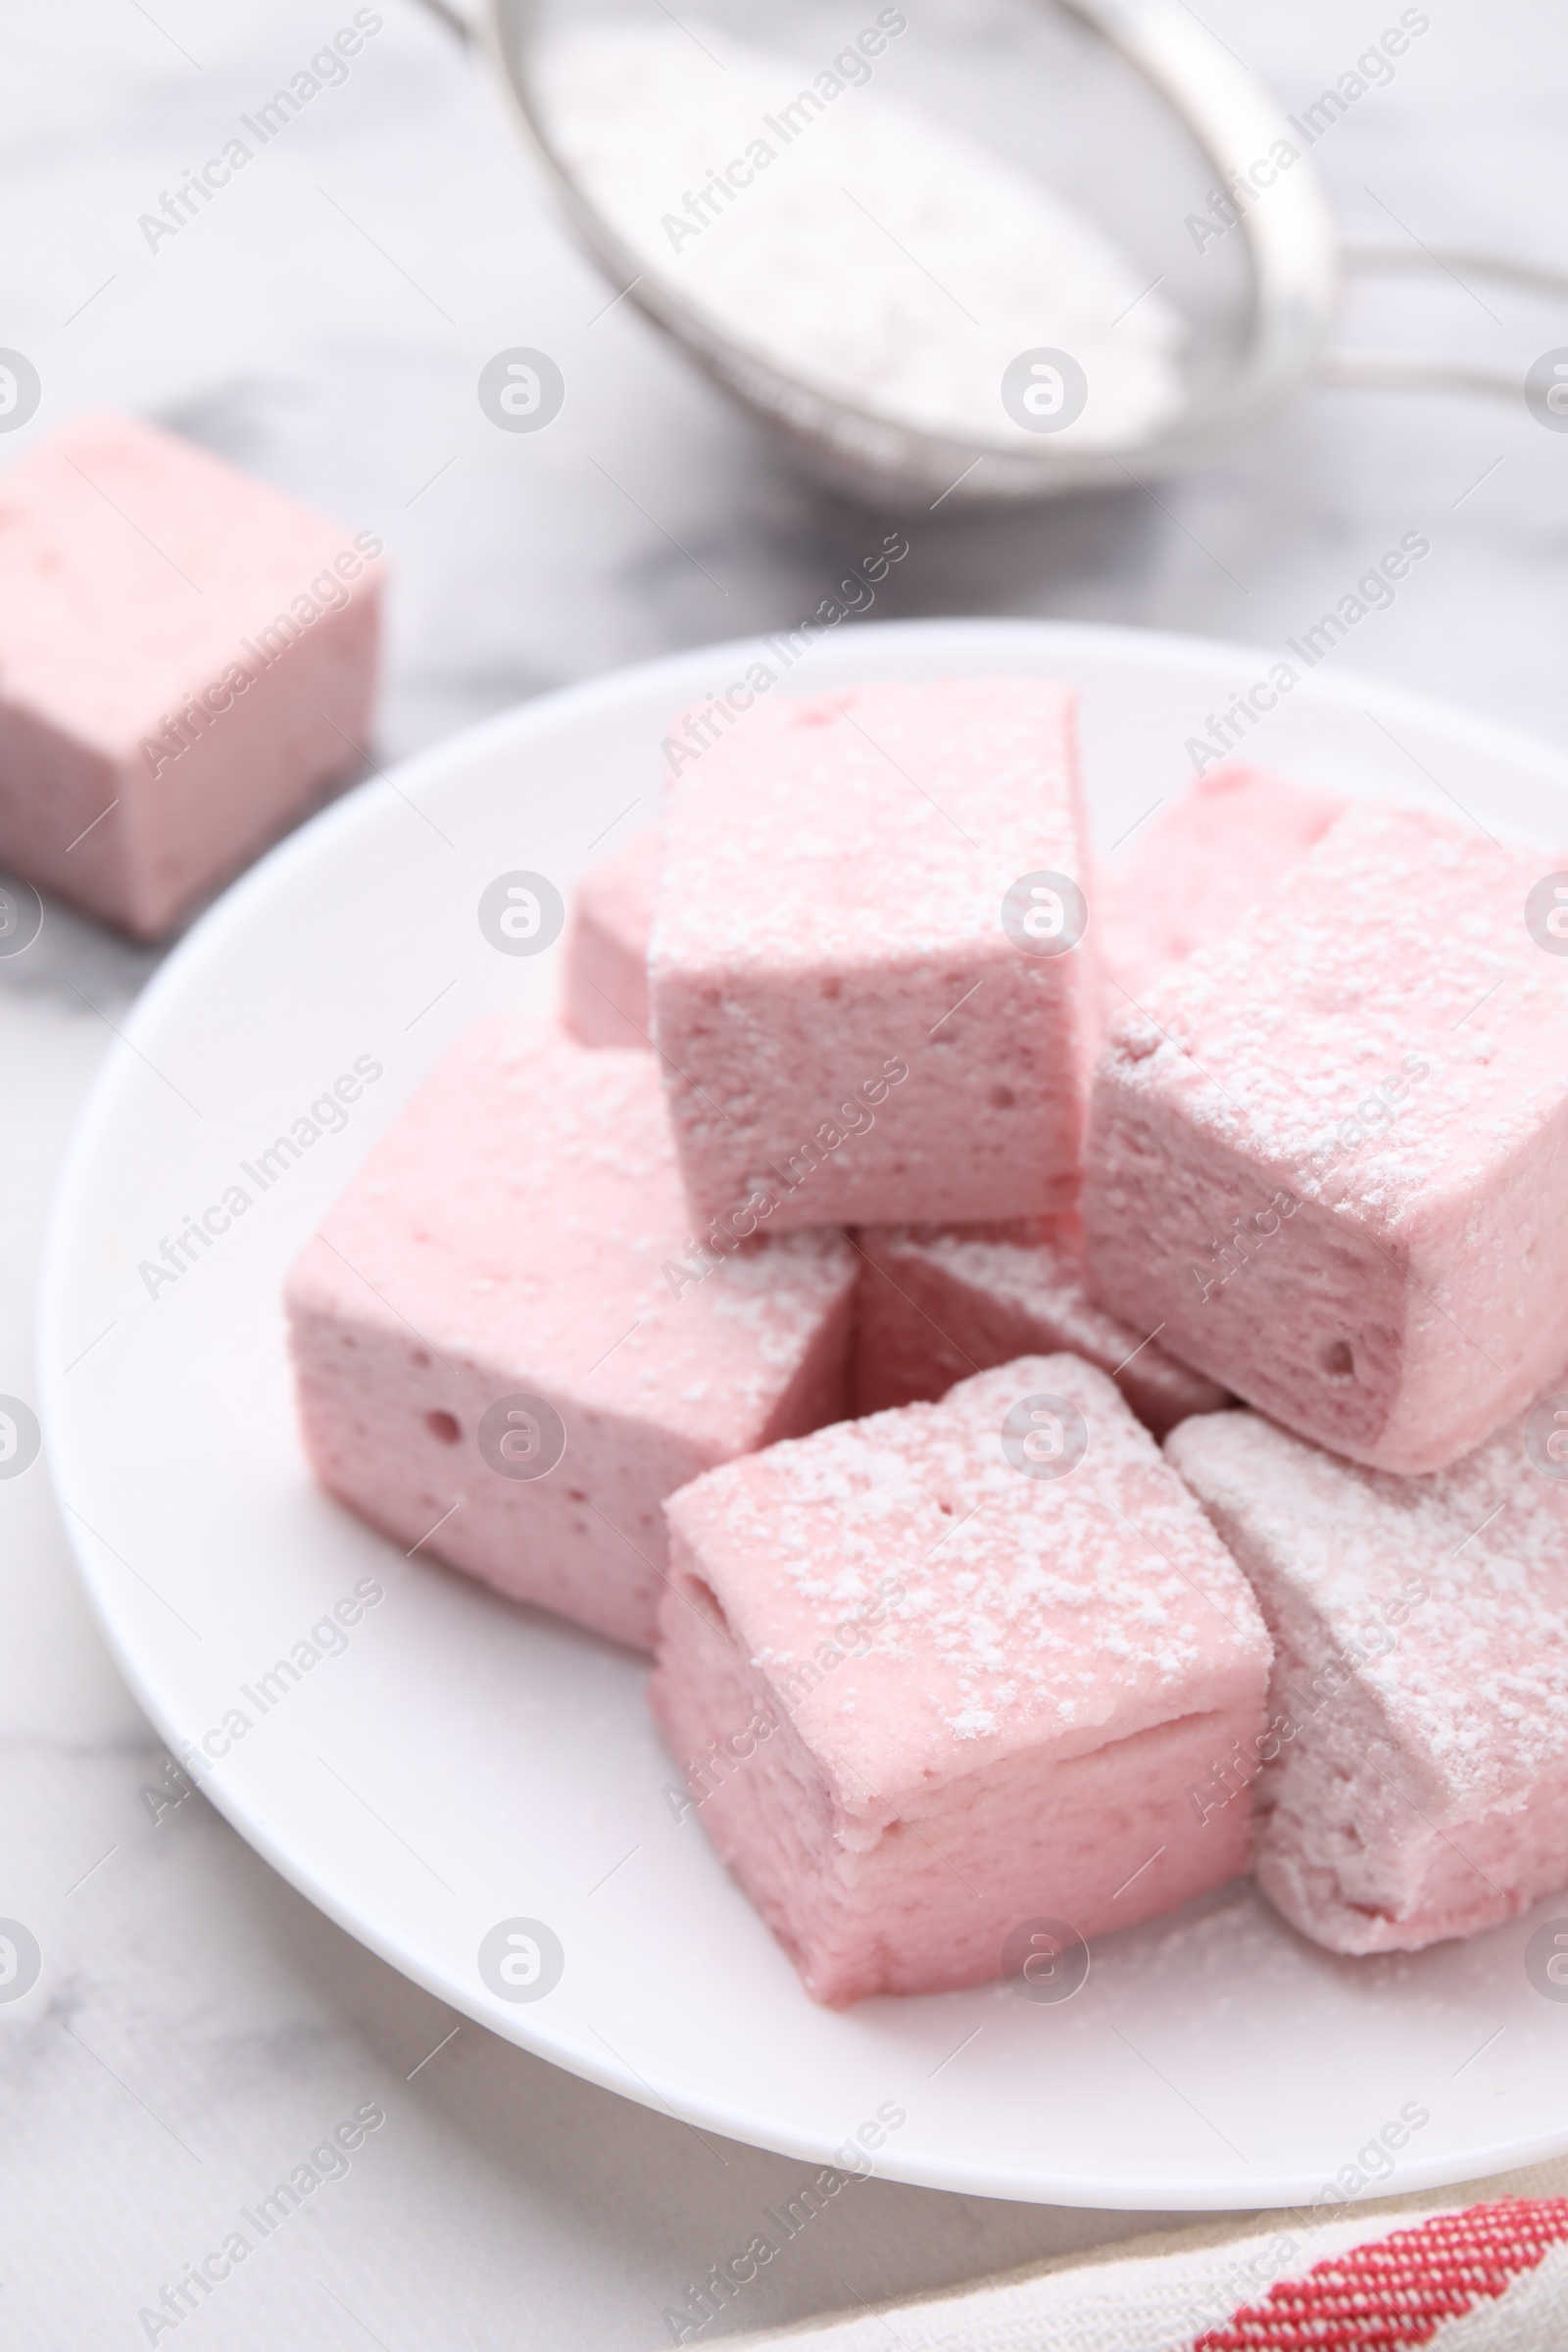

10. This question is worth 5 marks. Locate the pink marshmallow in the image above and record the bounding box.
[286,1022,857,1652]
[1168,1401,1568,1954]
[1096,763,1347,1004]
[0,411,383,938]
[650,680,1097,1233]
[559,768,1341,1058]
[1083,804,1568,1473]
[853,1218,1229,1435]
[561,824,659,1049]
[654,1354,1271,2005]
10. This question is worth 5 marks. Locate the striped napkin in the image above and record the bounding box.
[752,2159,1568,2349]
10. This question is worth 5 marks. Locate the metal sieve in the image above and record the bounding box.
[421,0,1568,509]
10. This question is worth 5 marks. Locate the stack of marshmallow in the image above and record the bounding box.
[286,677,1568,2007]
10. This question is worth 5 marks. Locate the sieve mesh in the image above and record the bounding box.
[491,0,1334,506]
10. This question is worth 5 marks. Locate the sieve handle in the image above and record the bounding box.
[1322,242,1568,397]
[1341,241,1568,304]
[1316,352,1529,398]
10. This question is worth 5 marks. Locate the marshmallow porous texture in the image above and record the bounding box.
[1084,802,1568,1473]
[651,678,1098,1235]
[286,1021,858,1652]
[853,1216,1229,1436]
[1168,1401,1568,1953]
[653,1352,1271,2005]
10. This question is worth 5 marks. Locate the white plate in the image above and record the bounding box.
[40,619,1568,2212]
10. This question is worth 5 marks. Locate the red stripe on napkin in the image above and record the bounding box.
[1194,2196,1568,2348]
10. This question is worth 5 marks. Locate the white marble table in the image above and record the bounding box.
[4,2,1567,2342]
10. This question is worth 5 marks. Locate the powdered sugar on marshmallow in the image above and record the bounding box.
[286,1020,857,1650]
[668,1354,1262,1795]
[655,1354,1269,2002]
[853,1218,1228,1433]
[1085,803,1568,1471]
[652,679,1097,1230]
[1169,1403,1568,1952]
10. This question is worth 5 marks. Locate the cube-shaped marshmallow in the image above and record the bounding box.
[1168,1402,1568,1953]
[1096,763,1345,1003]
[854,1219,1229,1435]
[650,680,1096,1233]
[654,1355,1271,2004]
[561,824,658,1048]
[286,1022,857,1652]
[1084,805,1568,1473]
[0,411,383,937]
